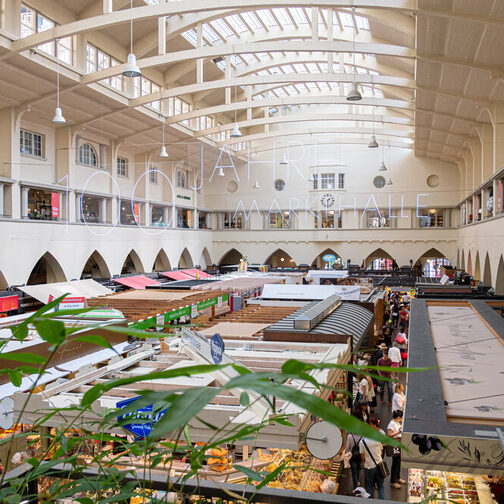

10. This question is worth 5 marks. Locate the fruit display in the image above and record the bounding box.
[408,469,494,504]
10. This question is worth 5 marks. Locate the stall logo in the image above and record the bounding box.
[116,396,166,438]
[210,333,225,364]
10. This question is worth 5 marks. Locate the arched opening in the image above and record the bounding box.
[496,255,504,295]
[152,249,171,272]
[81,251,111,280]
[199,247,212,269]
[264,249,297,268]
[414,248,451,278]
[365,248,395,270]
[0,271,7,291]
[461,250,466,273]
[311,249,343,269]
[474,252,481,282]
[27,252,66,285]
[121,250,143,275]
[483,253,492,287]
[219,248,243,266]
[467,251,473,276]
[178,248,194,269]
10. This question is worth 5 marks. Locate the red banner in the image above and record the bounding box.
[133,203,140,224]
[0,295,19,313]
[51,192,60,218]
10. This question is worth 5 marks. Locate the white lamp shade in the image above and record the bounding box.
[280,153,288,165]
[230,122,242,138]
[52,107,66,124]
[123,53,141,77]
[379,161,387,171]
[368,135,379,148]
[160,145,168,157]
[253,180,260,189]
[346,81,362,101]
[386,178,393,185]
[217,167,225,177]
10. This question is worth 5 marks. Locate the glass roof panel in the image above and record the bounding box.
[272,8,292,26]
[282,64,294,73]
[338,11,354,28]
[257,9,278,28]
[181,29,198,47]
[241,12,263,31]
[306,63,319,73]
[202,23,220,44]
[355,15,370,30]
[289,7,308,24]
[225,14,249,33]
[211,19,235,38]
[293,63,307,73]
[285,85,297,95]
[240,53,256,63]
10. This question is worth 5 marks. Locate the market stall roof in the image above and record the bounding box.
[263,300,373,349]
[160,271,194,281]
[113,276,160,289]
[261,284,361,301]
[192,276,285,294]
[181,269,213,279]
[306,270,349,280]
[147,279,218,290]
[17,279,112,304]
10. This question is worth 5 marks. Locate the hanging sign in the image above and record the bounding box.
[210,333,225,364]
[322,254,337,263]
[117,396,167,438]
[51,192,60,218]
[156,314,164,331]
[190,304,198,318]
[58,296,85,310]
[217,296,223,308]
[133,203,140,224]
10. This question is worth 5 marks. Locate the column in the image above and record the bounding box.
[0,183,3,216]
[193,208,198,229]
[492,103,504,175]
[21,187,29,218]
[58,192,63,221]
[101,198,107,223]
[162,206,169,226]
[75,193,81,222]
[144,202,151,226]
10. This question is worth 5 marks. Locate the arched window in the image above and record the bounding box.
[176,170,186,188]
[79,143,98,167]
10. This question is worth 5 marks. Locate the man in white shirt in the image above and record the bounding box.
[360,418,385,499]
[388,343,402,379]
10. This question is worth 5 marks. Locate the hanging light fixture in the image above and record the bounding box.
[280,152,289,165]
[230,76,242,138]
[253,180,260,189]
[279,106,288,165]
[346,8,362,102]
[217,167,225,177]
[379,142,387,170]
[368,99,378,148]
[123,0,141,77]
[52,42,66,125]
[386,177,393,185]
[160,115,168,157]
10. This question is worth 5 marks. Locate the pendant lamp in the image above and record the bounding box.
[280,152,288,165]
[368,101,378,148]
[379,161,387,171]
[123,0,141,78]
[217,167,225,177]
[230,78,242,138]
[52,45,66,125]
[346,8,362,102]
[160,117,168,157]
[386,178,393,185]
[253,180,260,189]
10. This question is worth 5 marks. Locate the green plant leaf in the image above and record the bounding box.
[70,334,114,350]
[150,387,220,440]
[239,391,250,406]
[7,370,22,387]
[256,462,288,489]
[0,352,46,365]
[75,498,94,504]
[33,319,65,345]
[184,424,192,445]
[232,464,263,482]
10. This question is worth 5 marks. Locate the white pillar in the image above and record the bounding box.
[144,202,150,226]
[58,192,63,221]
[193,208,198,229]
[0,183,3,216]
[101,198,107,223]
[76,193,82,222]
[162,206,169,226]
[21,187,29,218]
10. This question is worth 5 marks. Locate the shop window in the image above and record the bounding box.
[423,258,452,278]
[370,258,393,271]
[366,211,395,228]
[176,170,187,188]
[20,130,43,158]
[79,143,98,167]
[149,169,158,184]
[418,208,444,228]
[267,211,290,229]
[151,205,166,226]
[313,173,335,190]
[486,187,493,217]
[27,189,60,221]
[177,208,191,228]
[338,173,345,189]
[80,195,101,223]
[117,157,128,177]
[121,202,140,225]
[222,212,244,229]
[314,211,341,229]
[199,211,210,229]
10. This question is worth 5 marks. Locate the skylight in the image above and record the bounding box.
[355,15,370,30]
[290,7,308,25]
[273,8,292,26]
[257,9,278,28]
[211,19,235,38]
[338,12,354,28]
[202,23,220,44]
[225,14,248,33]
[241,12,263,31]
[181,29,198,46]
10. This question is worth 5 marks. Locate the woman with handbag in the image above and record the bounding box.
[387,410,405,488]
[360,418,387,500]
[345,431,363,490]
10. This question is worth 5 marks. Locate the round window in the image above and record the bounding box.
[427,174,440,188]
[274,179,286,191]
[227,181,238,193]
[373,176,386,189]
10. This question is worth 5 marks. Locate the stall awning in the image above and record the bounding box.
[160,271,194,281]
[181,269,213,279]
[113,276,160,290]
[18,279,112,304]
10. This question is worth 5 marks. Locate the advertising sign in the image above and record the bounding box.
[156,314,164,331]
[190,304,198,318]
[322,254,337,263]
[58,297,85,310]
[0,295,19,313]
[51,192,60,218]
[117,396,166,438]
[133,203,140,224]
[210,333,225,364]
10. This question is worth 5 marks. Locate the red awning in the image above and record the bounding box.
[160,271,194,281]
[114,276,160,290]
[182,269,213,279]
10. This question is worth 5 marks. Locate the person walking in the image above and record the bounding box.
[345,430,363,490]
[377,350,394,405]
[360,418,386,500]
[391,303,400,329]
[365,374,377,414]
[388,342,402,380]
[392,383,406,413]
[387,410,405,489]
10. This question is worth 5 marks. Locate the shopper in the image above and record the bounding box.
[399,305,409,331]
[388,342,402,379]
[392,383,406,413]
[345,428,363,490]
[365,373,377,414]
[357,374,369,405]
[377,350,394,405]
[391,303,400,328]
[387,410,405,489]
[375,343,387,365]
[383,326,392,347]
[360,418,385,500]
